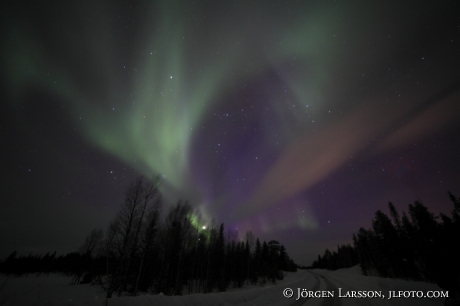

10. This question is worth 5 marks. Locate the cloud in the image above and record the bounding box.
[379,90,460,151]
[240,105,389,218]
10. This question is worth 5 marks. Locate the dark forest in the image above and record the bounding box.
[311,192,460,299]
[0,176,297,297]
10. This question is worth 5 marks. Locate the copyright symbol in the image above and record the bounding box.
[283,288,294,298]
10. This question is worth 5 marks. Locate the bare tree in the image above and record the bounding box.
[80,228,104,257]
[132,195,162,295]
[158,201,195,295]
[73,228,104,284]
[105,175,161,298]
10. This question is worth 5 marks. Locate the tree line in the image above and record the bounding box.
[312,192,460,288]
[0,176,297,297]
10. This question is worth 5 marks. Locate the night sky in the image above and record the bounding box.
[1,0,459,266]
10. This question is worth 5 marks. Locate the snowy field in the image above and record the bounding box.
[0,271,311,306]
[0,266,448,305]
[309,266,446,306]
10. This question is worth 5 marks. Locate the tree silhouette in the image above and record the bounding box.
[0,175,298,297]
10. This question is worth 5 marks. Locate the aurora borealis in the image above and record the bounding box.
[1,0,460,265]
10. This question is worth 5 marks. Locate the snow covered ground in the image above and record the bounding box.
[309,266,446,306]
[0,267,448,306]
